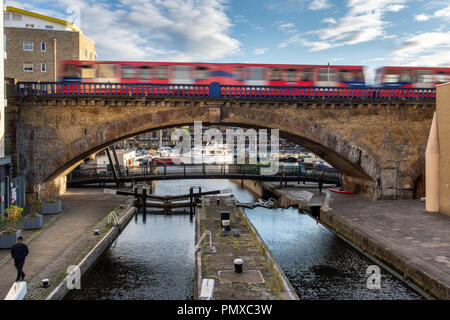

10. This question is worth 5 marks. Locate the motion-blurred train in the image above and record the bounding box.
[60,60,450,88]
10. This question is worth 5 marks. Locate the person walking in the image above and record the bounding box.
[318,171,324,194]
[11,236,29,282]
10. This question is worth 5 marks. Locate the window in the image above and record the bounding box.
[12,13,22,21]
[271,68,280,81]
[90,52,93,60]
[25,24,35,28]
[5,13,11,21]
[302,68,312,81]
[437,71,450,83]
[196,67,208,80]
[385,70,399,83]
[84,49,88,59]
[287,68,296,81]
[45,25,54,30]
[140,66,152,79]
[41,42,46,52]
[400,70,411,83]
[248,67,263,80]
[23,63,34,72]
[41,63,47,72]
[23,41,34,51]
[122,65,136,79]
[157,66,168,79]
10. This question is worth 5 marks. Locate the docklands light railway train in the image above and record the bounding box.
[59,60,450,88]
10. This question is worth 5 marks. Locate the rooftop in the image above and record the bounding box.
[5,6,81,32]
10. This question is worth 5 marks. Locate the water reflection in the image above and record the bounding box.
[245,207,422,300]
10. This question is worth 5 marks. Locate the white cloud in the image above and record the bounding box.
[308,0,330,10]
[390,31,450,66]
[322,17,337,24]
[386,4,406,12]
[278,0,408,51]
[277,22,298,33]
[434,4,450,18]
[9,0,241,61]
[413,4,450,22]
[414,14,431,21]
[253,48,268,55]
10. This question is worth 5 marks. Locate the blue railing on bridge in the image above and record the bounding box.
[16,82,436,101]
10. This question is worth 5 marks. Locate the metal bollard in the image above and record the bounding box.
[234,258,243,273]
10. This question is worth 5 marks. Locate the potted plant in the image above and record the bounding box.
[42,184,62,215]
[24,197,43,230]
[0,205,23,249]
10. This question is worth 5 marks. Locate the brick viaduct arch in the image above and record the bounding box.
[7,95,435,200]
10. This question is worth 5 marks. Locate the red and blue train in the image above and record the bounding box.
[59,60,450,88]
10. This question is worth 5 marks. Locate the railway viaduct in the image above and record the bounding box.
[4,81,435,200]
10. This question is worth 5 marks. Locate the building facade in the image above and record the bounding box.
[427,82,450,216]
[4,6,96,82]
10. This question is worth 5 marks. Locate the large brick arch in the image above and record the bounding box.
[11,96,435,199]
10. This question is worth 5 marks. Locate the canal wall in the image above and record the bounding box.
[43,202,136,300]
[231,179,263,198]
[194,195,298,300]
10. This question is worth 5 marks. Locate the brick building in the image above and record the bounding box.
[4,6,96,82]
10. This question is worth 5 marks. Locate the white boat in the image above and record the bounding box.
[157,147,173,157]
[176,142,233,164]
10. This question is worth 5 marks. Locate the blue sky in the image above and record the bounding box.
[6,0,450,82]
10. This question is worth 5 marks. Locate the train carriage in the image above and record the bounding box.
[60,60,366,88]
[376,66,450,88]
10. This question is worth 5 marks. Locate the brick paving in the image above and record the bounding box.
[0,188,131,299]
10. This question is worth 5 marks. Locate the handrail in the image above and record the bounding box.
[107,210,119,227]
[16,81,436,101]
[195,230,215,253]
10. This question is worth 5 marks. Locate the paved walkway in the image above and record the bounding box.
[324,194,450,299]
[0,188,129,299]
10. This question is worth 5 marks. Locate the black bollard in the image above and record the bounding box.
[189,187,194,216]
[234,258,243,274]
[143,187,147,214]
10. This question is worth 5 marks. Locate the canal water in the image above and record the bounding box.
[67,179,422,300]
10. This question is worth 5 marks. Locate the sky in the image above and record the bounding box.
[6,0,450,83]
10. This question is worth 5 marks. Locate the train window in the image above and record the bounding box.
[400,70,411,83]
[319,68,331,82]
[122,65,136,79]
[65,64,81,78]
[385,70,399,83]
[355,70,364,82]
[249,67,263,80]
[417,70,432,83]
[174,66,191,81]
[287,68,296,81]
[140,66,152,79]
[436,71,449,83]
[339,70,351,82]
[157,66,168,79]
[197,66,208,80]
[271,68,280,81]
[236,67,247,80]
[302,68,312,81]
